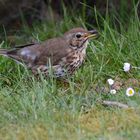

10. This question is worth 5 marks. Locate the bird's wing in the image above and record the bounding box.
[36,37,71,65]
[14,43,36,48]
[3,43,41,65]
[5,37,71,67]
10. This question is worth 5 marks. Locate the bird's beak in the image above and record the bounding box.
[87,30,99,39]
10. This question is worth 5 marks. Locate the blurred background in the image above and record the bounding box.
[0,0,139,42]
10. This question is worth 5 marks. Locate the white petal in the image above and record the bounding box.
[110,89,117,94]
[123,63,131,72]
[126,87,135,96]
[107,78,114,85]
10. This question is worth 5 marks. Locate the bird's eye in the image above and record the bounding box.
[76,33,81,38]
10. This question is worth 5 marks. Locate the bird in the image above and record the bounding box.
[0,27,98,78]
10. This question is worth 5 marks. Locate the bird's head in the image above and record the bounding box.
[64,27,98,50]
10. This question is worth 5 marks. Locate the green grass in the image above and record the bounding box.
[0,3,140,140]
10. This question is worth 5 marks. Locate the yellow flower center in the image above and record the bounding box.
[129,90,133,95]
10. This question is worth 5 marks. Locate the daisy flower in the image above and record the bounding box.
[123,62,131,72]
[107,78,114,86]
[126,87,135,96]
[110,89,117,94]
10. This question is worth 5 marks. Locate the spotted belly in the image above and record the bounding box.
[66,51,85,74]
[32,64,66,78]
[31,51,86,78]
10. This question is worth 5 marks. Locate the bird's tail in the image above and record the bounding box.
[0,49,8,56]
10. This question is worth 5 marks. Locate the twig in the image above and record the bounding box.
[102,100,129,109]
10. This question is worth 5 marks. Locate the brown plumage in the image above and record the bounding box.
[0,27,98,78]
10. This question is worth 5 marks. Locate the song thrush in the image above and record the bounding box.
[0,27,98,78]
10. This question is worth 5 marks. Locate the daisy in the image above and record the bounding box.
[107,78,114,86]
[123,62,131,72]
[126,87,135,96]
[110,89,117,94]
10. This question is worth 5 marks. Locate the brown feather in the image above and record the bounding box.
[0,27,98,77]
